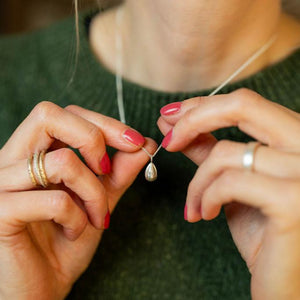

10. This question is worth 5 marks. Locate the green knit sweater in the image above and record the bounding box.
[0,10,299,300]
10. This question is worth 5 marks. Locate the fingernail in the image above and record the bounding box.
[104,211,110,230]
[162,129,173,149]
[160,102,182,116]
[123,129,145,146]
[100,152,111,174]
[184,204,188,221]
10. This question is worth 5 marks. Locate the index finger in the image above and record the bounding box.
[160,88,300,151]
[2,102,145,174]
[65,105,145,150]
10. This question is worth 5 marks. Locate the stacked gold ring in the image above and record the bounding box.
[27,155,38,187]
[27,150,49,188]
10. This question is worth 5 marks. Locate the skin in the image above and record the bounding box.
[90,0,300,91]
[157,89,300,299]
[0,0,299,299]
[0,102,157,299]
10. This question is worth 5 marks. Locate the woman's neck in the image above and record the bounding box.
[90,0,300,92]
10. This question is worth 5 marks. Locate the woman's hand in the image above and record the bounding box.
[158,88,300,299]
[0,101,156,299]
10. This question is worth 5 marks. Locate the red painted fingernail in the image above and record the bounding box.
[123,129,145,146]
[162,129,173,149]
[104,211,110,229]
[100,152,111,174]
[160,102,182,116]
[184,204,188,221]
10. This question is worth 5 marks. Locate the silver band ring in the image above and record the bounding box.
[242,141,261,171]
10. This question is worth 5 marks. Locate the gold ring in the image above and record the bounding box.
[32,151,49,188]
[27,155,38,187]
[38,150,49,187]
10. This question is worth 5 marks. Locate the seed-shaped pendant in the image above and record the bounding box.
[145,162,157,182]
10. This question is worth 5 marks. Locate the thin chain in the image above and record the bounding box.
[208,35,277,97]
[115,7,277,161]
[115,8,126,124]
[141,144,163,161]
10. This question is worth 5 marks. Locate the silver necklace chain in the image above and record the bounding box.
[115,7,277,181]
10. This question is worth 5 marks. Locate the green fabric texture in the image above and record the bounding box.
[0,9,299,300]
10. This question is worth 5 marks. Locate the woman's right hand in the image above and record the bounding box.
[0,101,156,300]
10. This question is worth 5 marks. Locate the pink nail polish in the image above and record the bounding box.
[123,129,145,146]
[100,152,111,174]
[160,102,182,116]
[184,204,188,221]
[162,129,173,149]
[104,211,110,230]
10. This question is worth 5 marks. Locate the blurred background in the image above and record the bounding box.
[0,0,299,35]
[0,0,120,34]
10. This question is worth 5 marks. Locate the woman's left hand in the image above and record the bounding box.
[158,88,300,300]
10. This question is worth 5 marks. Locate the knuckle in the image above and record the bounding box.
[232,87,254,97]
[207,140,239,170]
[67,210,88,237]
[54,148,78,166]
[230,88,260,115]
[50,191,73,212]
[85,124,103,146]
[31,101,60,123]
[51,148,80,182]
[232,88,259,101]
[210,140,233,160]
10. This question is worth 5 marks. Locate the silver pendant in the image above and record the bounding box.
[145,162,157,182]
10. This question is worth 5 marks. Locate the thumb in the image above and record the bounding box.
[102,138,157,211]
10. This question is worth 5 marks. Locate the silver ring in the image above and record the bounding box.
[242,141,261,171]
